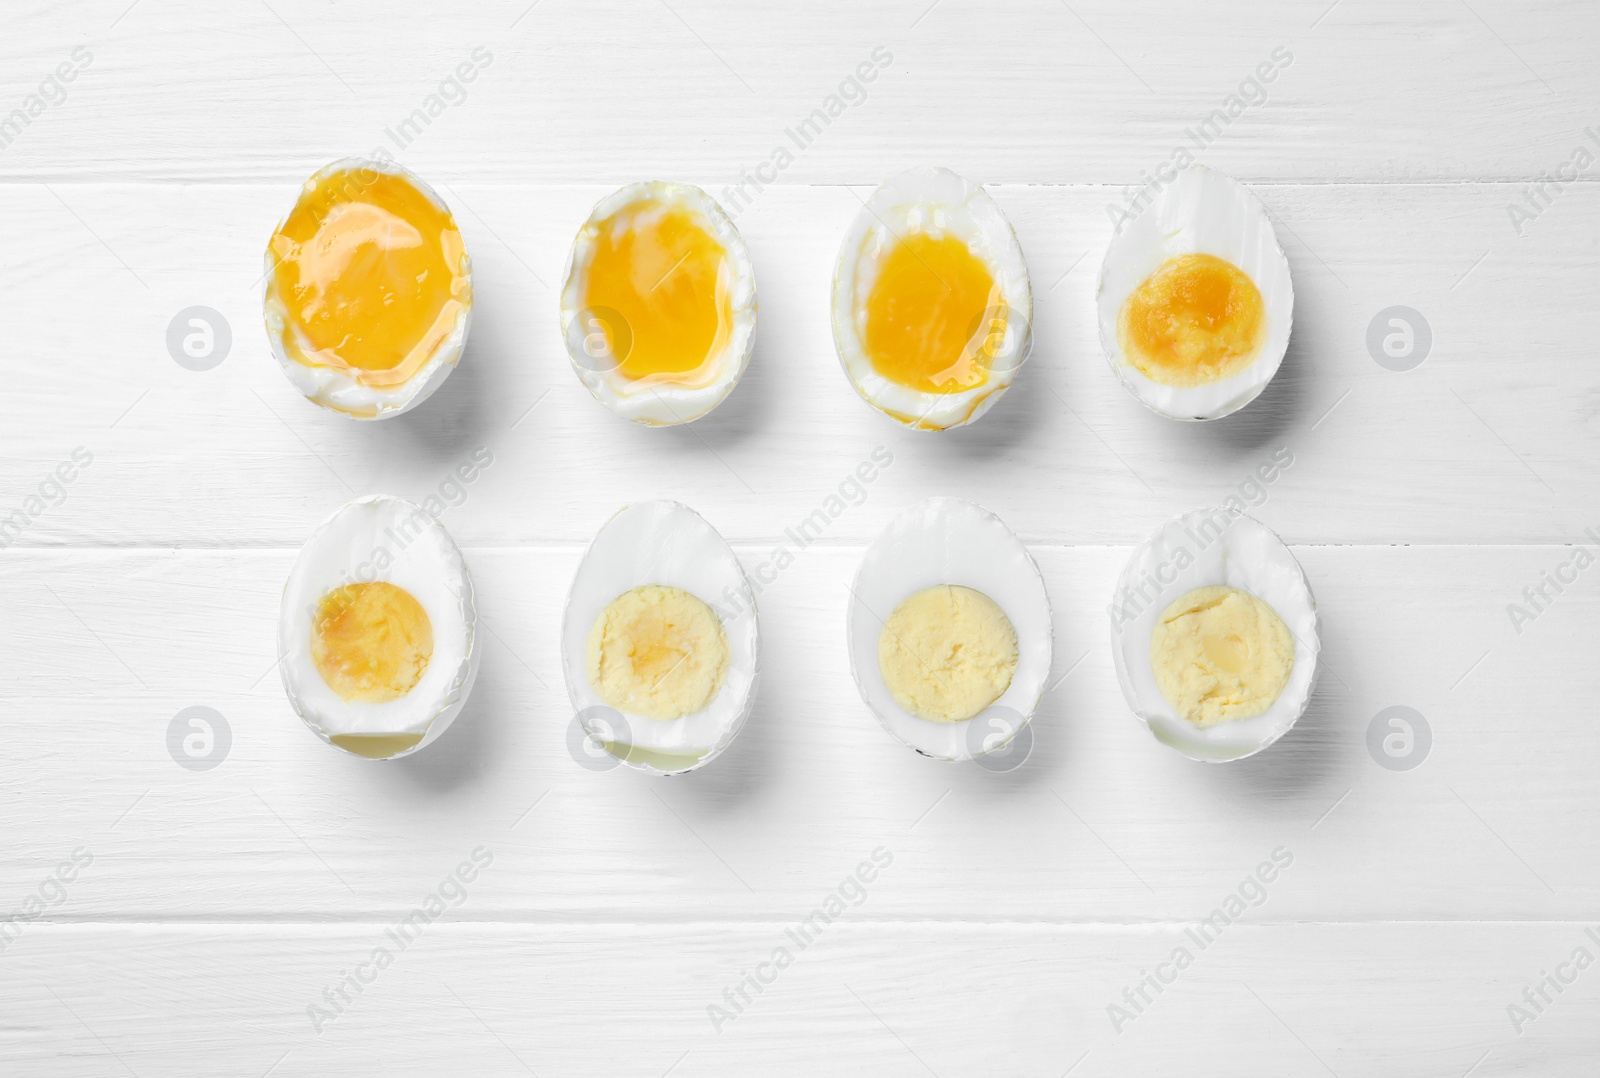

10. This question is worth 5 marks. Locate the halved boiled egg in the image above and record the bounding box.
[1110,508,1318,761]
[560,182,757,426]
[264,157,472,419]
[561,501,759,773]
[279,495,479,759]
[848,498,1052,760]
[1097,166,1293,421]
[832,167,1033,431]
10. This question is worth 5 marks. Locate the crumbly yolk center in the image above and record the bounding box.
[581,205,733,384]
[585,584,730,721]
[877,584,1019,723]
[864,233,1005,394]
[1118,253,1265,387]
[311,582,434,703]
[269,169,468,386]
[1149,584,1294,728]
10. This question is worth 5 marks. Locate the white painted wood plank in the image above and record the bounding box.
[0,182,1592,547]
[1,1,1594,184]
[2,923,1595,1076]
[3,545,1594,921]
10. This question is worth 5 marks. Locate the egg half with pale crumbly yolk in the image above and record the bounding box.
[832,167,1032,431]
[264,158,472,419]
[560,182,757,426]
[1097,165,1293,421]
[279,495,479,760]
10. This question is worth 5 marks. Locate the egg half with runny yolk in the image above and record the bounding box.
[264,157,472,419]
[280,495,479,759]
[832,167,1033,431]
[1097,166,1293,421]
[560,182,757,426]
[1109,508,1318,761]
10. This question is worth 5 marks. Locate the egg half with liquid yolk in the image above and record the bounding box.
[560,183,757,426]
[280,495,479,759]
[264,158,472,419]
[1109,508,1318,762]
[561,501,759,774]
[832,167,1032,431]
[1097,166,1293,421]
[847,497,1052,761]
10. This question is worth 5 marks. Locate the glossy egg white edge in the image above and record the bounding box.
[831,167,1033,432]
[847,497,1052,761]
[560,500,760,774]
[262,156,473,421]
[1096,165,1293,421]
[279,495,480,760]
[1109,508,1319,762]
[558,182,758,427]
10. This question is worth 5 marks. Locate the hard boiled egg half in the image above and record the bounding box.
[832,167,1033,431]
[1110,508,1318,761]
[562,501,759,774]
[280,495,479,759]
[1097,166,1293,421]
[560,182,757,426]
[264,157,472,419]
[848,498,1052,761]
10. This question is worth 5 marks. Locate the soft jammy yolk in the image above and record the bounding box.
[1118,253,1265,387]
[864,233,1004,394]
[311,582,433,703]
[269,168,467,387]
[580,204,732,384]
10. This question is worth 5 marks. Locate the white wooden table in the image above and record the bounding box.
[3,1,1597,1074]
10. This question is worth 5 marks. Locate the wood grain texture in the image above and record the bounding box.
[3,1,1597,1074]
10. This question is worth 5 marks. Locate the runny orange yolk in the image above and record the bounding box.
[863,233,1005,394]
[269,168,468,387]
[580,204,732,384]
[1118,253,1266,387]
[311,582,433,703]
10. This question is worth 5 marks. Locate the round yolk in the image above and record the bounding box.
[580,203,732,385]
[585,584,729,721]
[269,167,468,387]
[863,233,1005,394]
[1118,253,1266,387]
[877,584,1018,723]
[311,582,434,703]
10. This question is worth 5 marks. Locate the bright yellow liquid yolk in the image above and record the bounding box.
[581,204,732,384]
[269,168,468,387]
[311,582,434,703]
[864,233,1004,394]
[1118,253,1266,387]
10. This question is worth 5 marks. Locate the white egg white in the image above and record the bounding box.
[561,500,759,774]
[1110,508,1318,762]
[279,495,479,758]
[262,157,473,420]
[847,497,1052,760]
[559,182,758,427]
[832,167,1033,431]
[1097,165,1293,421]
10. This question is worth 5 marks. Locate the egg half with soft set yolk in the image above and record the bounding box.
[263,157,473,419]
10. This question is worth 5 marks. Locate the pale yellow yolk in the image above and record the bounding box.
[864,233,1005,394]
[877,585,1018,723]
[580,204,733,385]
[1118,253,1265,387]
[586,585,729,720]
[269,168,468,387]
[311,582,434,703]
[1150,585,1294,728]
